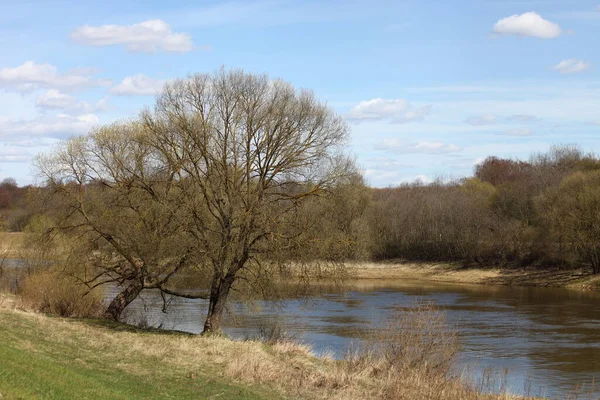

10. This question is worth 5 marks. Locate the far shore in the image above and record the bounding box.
[346,261,600,291]
[4,231,600,292]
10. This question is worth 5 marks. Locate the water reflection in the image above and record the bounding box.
[91,280,600,399]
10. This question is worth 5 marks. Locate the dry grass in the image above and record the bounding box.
[223,301,528,400]
[347,261,600,292]
[347,261,502,284]
[0,292,16,309]
[0,298,530,400]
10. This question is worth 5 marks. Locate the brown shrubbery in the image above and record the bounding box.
[18,267,104,318]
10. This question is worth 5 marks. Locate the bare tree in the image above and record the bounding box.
[36,123,202,320]
[141,69,351,333]
[543,170,600,274]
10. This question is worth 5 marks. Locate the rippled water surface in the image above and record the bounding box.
[97,279,600,398]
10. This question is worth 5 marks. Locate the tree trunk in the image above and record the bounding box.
[103,279,144,321]
[202,275,234,334]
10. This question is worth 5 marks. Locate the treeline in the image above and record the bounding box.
[5,144,600,275]
[306,145,600,274]
[0,178,39,232]
[0,178,36,231]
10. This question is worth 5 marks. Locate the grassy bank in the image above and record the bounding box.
[0,294,527,400]
[347,261,600,291]
[0,295,279,400]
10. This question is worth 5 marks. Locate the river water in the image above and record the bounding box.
[105,279,600,399]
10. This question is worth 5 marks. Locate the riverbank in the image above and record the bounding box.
[0,294,527,400]
[3,231,600,292]
[347,261,600,291]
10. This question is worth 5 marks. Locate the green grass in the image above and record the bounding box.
[0,309,281,400]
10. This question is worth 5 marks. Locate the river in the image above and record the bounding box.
[105,279,600,399]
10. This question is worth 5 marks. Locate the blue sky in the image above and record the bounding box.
[1,0,599,187]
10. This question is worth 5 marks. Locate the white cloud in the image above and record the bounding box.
[465,114,497,126]
[36,89,76,109]
[0,113,99,140]
[0,147,32,163]
[35,89,108,112]
[493,12,562,39]
[444,157,486,169]
[503,127,533,136]
[506,114,539,122]
[0,61,110,92]
[365,157,413,170]
[375,140,462,154]
[347,98,432,123]
[551,59,591,74]
[71,19,194,53]
[412,174,433,184]
[467,114,541,124]
[111,74,166,96]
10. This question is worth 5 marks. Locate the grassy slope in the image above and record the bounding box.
[0,305,280,400]
[0,297,530,400]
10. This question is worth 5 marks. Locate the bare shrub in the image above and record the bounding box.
[366,300,460,377]
[19,268,104,318]
[252,318,299,345]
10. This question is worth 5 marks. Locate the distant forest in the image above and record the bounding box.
[3,144,600,274]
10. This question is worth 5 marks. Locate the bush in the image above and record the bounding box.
[360,300,460,378]
[18,268,104,318]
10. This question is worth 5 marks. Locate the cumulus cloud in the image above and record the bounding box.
[35,89,108,112]
[504,127,533,136]
[36,89,76,109]
[465,114,497,126]
[375,140,462,154]
[71,19,194,53]
[0,61,110,92]
[111,74,166,96]
[551,59,591,74]
[493,12,562,39]
[0,113,99,140]
[412,174,433,184]
[347,98,432,123]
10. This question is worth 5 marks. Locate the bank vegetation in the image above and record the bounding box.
[0,294,529,400]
